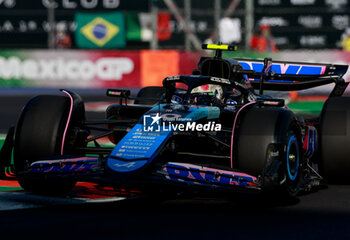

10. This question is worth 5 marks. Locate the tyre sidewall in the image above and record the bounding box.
[14,94,83,196]
[236,107,302,197]
[279,130,302,197]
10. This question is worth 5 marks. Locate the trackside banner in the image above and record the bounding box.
[0,50,349,93]
[0,50,140,88]
[0,50,201,88]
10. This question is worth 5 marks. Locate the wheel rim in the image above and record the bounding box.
[286,135,299,181]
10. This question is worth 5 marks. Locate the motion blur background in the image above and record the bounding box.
[0,0,349,95]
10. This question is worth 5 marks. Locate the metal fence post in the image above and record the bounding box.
[245,0,254,50]
[184,0,191,51]
[47,0,55,49]
[151,0,159,50]
[214,0,221,44]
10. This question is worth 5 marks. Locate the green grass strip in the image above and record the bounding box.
[0,135,5,148]
[287,101,324,115]
[0,135,22,191]
[0,187,22,191]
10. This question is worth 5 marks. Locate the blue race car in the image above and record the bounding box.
[1,44,350,198]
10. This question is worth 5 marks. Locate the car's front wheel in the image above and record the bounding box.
[235,107,302,198]
[14,92,85,196]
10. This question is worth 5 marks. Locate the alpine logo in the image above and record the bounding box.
[113,162,136,168]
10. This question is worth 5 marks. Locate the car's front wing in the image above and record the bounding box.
[19,156,261,193]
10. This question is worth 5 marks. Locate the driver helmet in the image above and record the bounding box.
[191,84,224,101]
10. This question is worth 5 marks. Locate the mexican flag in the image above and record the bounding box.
[75,12,126,49]
[126,12,171,42]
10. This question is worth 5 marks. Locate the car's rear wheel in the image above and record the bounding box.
[14,93,85,196]
[235,107,302,198]
[320,97,350,183]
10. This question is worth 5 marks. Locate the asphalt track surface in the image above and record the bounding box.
[1,89,350,239]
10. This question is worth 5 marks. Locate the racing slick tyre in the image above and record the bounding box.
[134,86,165,105]
[236,107,303,198]
[14,94,85,196]
[320,97,350,183]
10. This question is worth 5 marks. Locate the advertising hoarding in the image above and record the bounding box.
[0,49,201,88]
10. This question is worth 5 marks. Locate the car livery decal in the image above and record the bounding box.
[161,162,258,187]
[239,61,326,76]
[107,105,221,173]
[109,123,171,161]
[107,123,172,172]
[186,106,220,120]
[108,159,149,172]
[303,124,318,158]
[27,157,100,173]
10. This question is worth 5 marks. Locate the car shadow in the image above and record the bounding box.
[0,190,349,239]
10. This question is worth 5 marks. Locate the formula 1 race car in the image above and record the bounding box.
[1,44,350,199]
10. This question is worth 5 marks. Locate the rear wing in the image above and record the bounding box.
[200,44,349,96]
[236,58,349,96]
